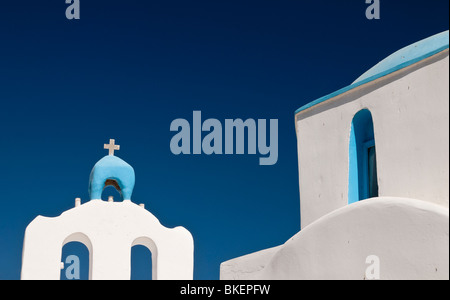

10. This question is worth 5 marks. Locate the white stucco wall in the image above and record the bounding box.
[221,197,449,280]
[220,245,282,280]
[21,200,194,280]
[220,48,449,281]
[295,50,449,228]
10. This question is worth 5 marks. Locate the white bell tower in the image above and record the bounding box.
[21,139,194,280]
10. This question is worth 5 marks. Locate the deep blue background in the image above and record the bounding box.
[0,0,448,279]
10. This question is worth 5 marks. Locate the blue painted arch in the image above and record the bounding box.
[348,109,378,204]
[88,155,135,201]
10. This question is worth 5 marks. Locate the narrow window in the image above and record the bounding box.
[349,109,378,204]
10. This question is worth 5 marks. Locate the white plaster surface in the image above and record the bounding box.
[220,49,449,281]
[21,200,194,280]
[221,197,449,280]
[295,50,449,228]
[220,246,282,280]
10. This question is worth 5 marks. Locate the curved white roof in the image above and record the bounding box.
[296,30,449,114]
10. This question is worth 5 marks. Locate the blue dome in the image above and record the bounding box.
[296,30,449,114]
[353,30,449,84]
[88,155,135,201]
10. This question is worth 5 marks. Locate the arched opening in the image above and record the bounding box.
[60,233,92,280]
[349,109,379,204]
[131,245,153,280]
[131,237,157,280]
[102,183,122,201]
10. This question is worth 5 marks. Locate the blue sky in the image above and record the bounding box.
[0,1,448,280]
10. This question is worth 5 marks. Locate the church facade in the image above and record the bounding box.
[221,31,449,280]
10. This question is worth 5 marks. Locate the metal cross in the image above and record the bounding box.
[104,139,120,156]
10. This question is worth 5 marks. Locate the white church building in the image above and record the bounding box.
[221,31,449,280]
[20,31,449,280]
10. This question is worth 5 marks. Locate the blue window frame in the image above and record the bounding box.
[348,109,378,204]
